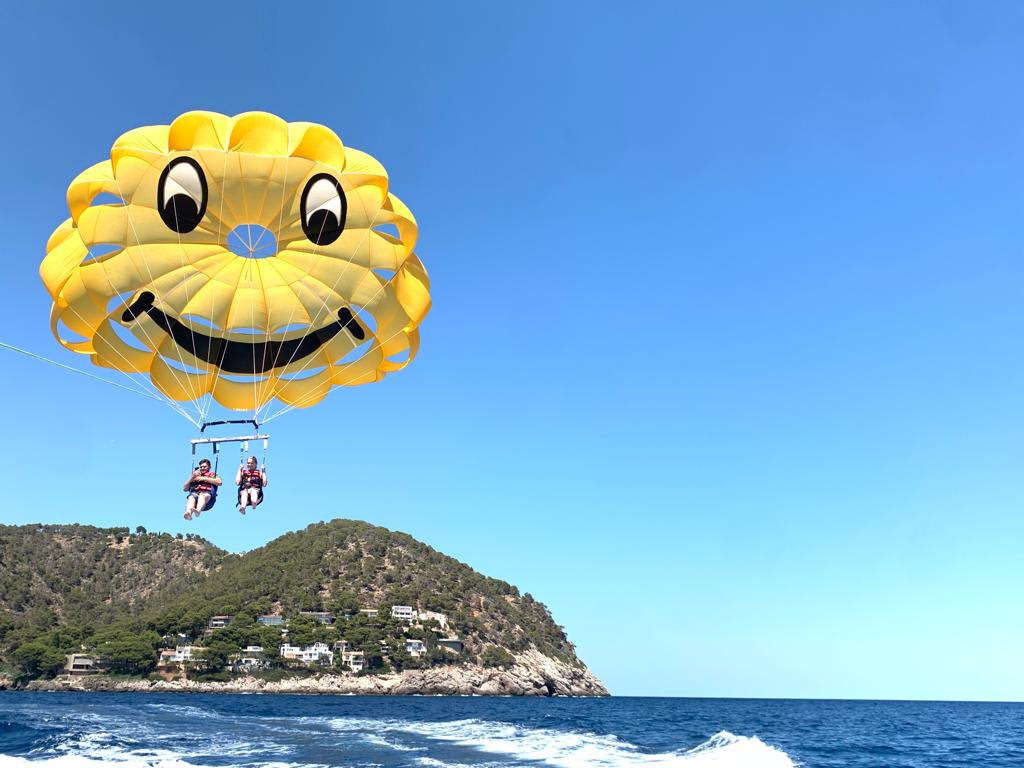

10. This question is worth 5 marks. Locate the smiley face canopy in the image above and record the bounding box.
[40,111,430,422]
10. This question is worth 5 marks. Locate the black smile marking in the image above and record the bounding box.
[121,291,366,375]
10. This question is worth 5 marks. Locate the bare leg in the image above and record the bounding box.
[194,492,210,517]
[250,489,263,509]
[184,495,197,520]
[240,488,258,513]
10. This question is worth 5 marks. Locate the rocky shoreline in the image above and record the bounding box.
[17,650,608,697]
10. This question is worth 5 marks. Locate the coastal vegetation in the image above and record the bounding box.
[0,520,580,686]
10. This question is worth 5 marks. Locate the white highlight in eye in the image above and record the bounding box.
[304,177,342,222]
[163,160,204,205]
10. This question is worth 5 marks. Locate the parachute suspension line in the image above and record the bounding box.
[41,277,183,410]
[250,116,388,425]
[198,148,234,427]
[54,235,202,427]
[258,321,413,424]
[243,167,262,428]
[0,340,203,426]
[260,192,414,424]
[111,173,205,425]
[253,144,294,427]
[257,182,395,424]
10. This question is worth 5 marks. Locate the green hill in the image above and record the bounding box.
[0,520,585,686]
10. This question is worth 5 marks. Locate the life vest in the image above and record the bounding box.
[239,468,263,490]
[191,470,217,493]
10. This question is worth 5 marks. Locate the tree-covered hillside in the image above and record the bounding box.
[0,520,580,684]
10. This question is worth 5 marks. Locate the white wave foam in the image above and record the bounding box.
[359,731,424,753]
[2,758,316,768]
[0,757,200,768]
[328,717,797,768]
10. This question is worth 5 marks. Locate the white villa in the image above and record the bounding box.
[340,650,365,672]
[404,639,427,657]
[279,642,334,665]
[390,605,416,621]
[235,646,268,670]
[389,606,449,629]
[158,646,198,665]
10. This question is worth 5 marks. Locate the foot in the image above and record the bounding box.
[184,511,192,521]
[238,506,246,515]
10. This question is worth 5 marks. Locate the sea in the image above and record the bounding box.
[0,693,1021,768]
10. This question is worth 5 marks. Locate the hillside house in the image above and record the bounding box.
[64,654,99,675]
[257,614,284,626]
[300,611,335,624]
[404,639,427,657]
[391,605,415,621]
[279,642,333,665]
[333,640,354,652]
[158,646,198,666]
[340,650,365,672]
[436,638,464,652]
[208,615,232,630]
[233,647,268,671]
[358,608,378,618]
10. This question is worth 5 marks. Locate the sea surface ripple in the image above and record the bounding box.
[1,693,1022,767]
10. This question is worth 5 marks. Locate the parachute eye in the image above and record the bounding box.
[301,174,346,246]
[157,157,207,234]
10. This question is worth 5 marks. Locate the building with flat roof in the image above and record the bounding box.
[391,605,415,621]
[64,654,98,675]
[257,614,284,626]
[404,638,427,657]
[300,611,335,624]
[340,650,365,672]
[279,642,333,665]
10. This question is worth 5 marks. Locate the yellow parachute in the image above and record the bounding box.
[39,111,430,422]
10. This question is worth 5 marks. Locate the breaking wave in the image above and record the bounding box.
[329,716,797,767]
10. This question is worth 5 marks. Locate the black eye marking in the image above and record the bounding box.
[300,173,346,246]
[157,157,208,234]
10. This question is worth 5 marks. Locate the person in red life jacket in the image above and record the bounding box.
[183,458,222,520]
[236,455,268,515]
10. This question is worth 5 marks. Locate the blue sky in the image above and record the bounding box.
[2,1,1023,700]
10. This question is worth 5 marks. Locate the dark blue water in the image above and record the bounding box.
[1,693,1022,767]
